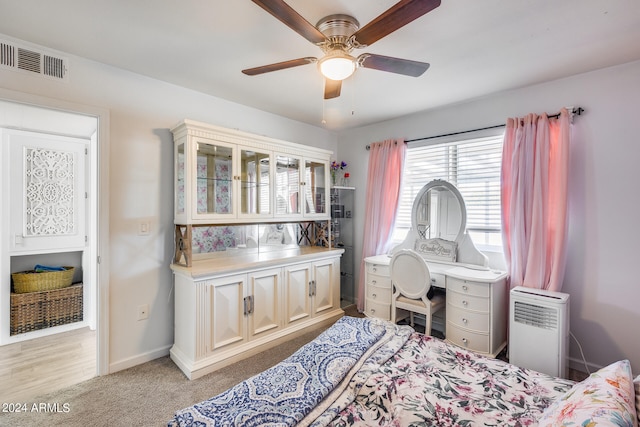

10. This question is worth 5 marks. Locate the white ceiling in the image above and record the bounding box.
[1,1,639,131]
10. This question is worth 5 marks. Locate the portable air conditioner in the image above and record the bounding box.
[509,286,570,378]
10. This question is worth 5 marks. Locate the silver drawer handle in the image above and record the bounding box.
[463,285,468,291]
[462,338,468,344]
[373,267,377,272]
[462,318,468,324]
[372,280,377,285]
[372,293,377,298]
[371,309,376,314]
[462,300,468,306]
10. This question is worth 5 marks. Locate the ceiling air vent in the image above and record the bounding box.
[43,54,65,79]
[0,39,68,81]
[18,47,41,73]
[1,42,16,67]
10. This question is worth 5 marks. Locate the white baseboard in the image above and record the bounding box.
[109,344,172,374]
[568,356,600,376]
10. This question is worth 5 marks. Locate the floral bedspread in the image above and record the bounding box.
[169,317,575,427]
[321,333,575,426]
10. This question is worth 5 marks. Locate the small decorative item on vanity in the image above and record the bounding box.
[330,160,347,186]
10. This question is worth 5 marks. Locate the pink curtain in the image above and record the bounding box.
[357,139,406,311]
[501,108,571,292]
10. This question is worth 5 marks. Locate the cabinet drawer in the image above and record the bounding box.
[366,263,390,277]
[446,323,490,354]
[447,277,489,297]
[366,284,392,304]
[367,273,391,289]
[447,305,489,333]
[365,299,390,320]
[446,290,489,312]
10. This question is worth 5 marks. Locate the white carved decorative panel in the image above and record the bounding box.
[5,129,87,253]
[24,147,76,236]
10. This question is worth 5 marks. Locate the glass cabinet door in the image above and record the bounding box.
[195,140,234,216]
[303,159,327,216]
[275,155,301,215]
[176,142,185,217]
[240,148,271,216]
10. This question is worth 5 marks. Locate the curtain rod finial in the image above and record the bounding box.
[565,106,584,123]
[565,106,585,116]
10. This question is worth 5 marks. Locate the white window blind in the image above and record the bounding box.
[395,134,504,248]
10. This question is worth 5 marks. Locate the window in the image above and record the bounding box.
[394,134,504,250]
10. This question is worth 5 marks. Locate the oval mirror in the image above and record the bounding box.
[412,179,466,244]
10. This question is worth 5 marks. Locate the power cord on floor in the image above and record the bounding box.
[570,331,591,375]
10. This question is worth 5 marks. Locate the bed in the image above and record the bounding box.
[168,316,639,427]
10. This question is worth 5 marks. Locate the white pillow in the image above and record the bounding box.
[538,360,637,427]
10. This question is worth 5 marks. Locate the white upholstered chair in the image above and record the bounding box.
[390,249,446,335]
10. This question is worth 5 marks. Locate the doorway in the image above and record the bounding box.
[0,94,109,400]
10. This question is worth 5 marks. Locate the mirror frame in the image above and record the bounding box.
[411,179,467,244]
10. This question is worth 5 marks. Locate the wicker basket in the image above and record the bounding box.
[11,267,75,294]
[10,283,83,335]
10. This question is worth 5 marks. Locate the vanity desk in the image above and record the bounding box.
[364,254,507,357]
[364,180,508,358]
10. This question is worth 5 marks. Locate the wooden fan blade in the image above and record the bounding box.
[352,0,441,47]
[251,0,327,45]
[242,57,317,76]
[324,78,342,99]
[358,53,429,77]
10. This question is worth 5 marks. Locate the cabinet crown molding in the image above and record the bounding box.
[171,119,332,159]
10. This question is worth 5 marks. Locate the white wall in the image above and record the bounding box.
[338,60,640,374]
[0,37,337,372]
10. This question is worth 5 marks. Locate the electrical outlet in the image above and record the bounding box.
[137,304,149,321]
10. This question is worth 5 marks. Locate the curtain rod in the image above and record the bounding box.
[365,107,584,149]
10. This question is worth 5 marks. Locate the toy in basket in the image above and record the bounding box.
[11,265,75,294]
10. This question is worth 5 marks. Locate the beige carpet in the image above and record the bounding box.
[0,323,335,427]
[1,306,586,427]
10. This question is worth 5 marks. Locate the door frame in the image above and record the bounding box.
[0,88,110,375]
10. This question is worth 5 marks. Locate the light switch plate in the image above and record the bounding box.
[139,221,150,235]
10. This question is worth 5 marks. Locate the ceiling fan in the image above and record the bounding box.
[242,0,441,100]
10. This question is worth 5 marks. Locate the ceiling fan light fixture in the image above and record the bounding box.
[318,50,356,81]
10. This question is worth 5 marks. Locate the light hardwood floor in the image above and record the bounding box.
[0,327,96,402]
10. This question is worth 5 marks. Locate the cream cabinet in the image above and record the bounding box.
[363,260,392,320]
[174,134,274,223]
[284,258,338,326]
[172,120,331,225]
[208,267,282,353]
[274,153,329,220]
[170,248,343,379]
[445,276,507,357]
[363,254,508,357]
[169,121,341,380]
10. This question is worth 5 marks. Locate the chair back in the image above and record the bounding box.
[390,249,431,299]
